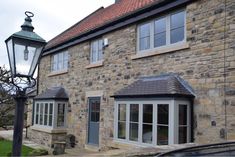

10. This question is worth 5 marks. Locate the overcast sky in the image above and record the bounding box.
[0,0,115,68]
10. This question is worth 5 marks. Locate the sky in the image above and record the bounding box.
[0,0,115,68]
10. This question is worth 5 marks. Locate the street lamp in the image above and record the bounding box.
[5,11,46,156]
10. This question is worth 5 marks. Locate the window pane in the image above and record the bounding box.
[171,11,185,29]
[143,124,152,144]
[157,126,168,145]
[96,112,100,122]
[49,103,53,126]
[63,51,68,69]
[155,18,166,34]
[39,103,43,125]
[49,103,53,114]
[91,41,98,62]
[58,53,63,70]
[91,112,96,122]
[36,103,39,124]
[130,104,139,122]
[143,104,152,123]
[129,123,138,141]
[118,104,126,121]
[140,23,150,38]
[154,32,166,47]
[158,104,168,125]
[179,105,187,125]
[179,126,187,144]
[52,54,58,71]
[44,103,48,125]
[140,37,150,51]
[49,115,53,126]
[98,40,103,60]
[118,122,126,139]
[170,27,184,44]
[57,103,65,127]
[139,23,150,51]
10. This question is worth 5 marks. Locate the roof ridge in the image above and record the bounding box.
[46,6,104,44]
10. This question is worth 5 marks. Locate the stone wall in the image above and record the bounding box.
[30,0,235,149]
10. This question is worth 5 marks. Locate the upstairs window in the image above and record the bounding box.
[51,51,68,72]
[90,39,103,63]
[138,10,186,52]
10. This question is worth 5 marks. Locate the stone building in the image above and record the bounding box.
[28,0,235,150]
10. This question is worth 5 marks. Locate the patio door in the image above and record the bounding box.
[88,97,100,145]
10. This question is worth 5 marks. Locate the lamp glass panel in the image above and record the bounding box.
[6,39,15,75]
[14,42,35,76]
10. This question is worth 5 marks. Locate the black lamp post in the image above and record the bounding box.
[5,11,46,156]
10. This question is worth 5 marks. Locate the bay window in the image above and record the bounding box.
[33,101,67,128]
[114,100,191,146]
[138,10,186,52]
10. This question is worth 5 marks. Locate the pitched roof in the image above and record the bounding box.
[44,0,160,51]
[34,87,68,100]
[113,74,195,98]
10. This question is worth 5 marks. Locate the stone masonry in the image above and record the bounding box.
[28,0,235,149]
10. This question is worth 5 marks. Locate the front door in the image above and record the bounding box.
[88,97,100,145]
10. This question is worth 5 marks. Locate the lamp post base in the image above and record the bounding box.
[12,90,27,156]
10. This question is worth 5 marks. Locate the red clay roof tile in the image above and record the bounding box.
[45,0,158,50]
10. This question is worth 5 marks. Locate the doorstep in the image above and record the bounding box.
[85,144,100,152]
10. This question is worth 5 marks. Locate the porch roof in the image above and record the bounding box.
[34,87,68,100]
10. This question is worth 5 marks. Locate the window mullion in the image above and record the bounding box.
[139,103,143,144]
[42,103,45,125]
[53,102,56,128]
[47,103,49,126]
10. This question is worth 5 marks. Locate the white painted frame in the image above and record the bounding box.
[114,99,191,146]
[90,39,103,64]
[51,51,68,72]
[33,100,68,129]
[137,9,186,54]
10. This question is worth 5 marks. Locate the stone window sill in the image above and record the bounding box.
[31,126,67,133]
[85,60,104,69]
[47,69,68,77]
[131,42,189,60]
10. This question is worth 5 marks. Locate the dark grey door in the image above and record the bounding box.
[88,97,100,145]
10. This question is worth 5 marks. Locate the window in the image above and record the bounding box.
[115,100,190,146]
[129,104,139,141]
[138,10,185,52]
[179,104,188,144]
[139,23,150,51]
[118,104,126,139]
[142,104,153,144]
[157,104,169,145]
[90,39,103,63]
[33,101,67,128]
[57,103,66,127]
[51,51,68,72]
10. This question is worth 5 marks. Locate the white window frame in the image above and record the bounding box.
[90,39,103,64]
[137,9,186,53]
[114,99,190,146]
[51,51,68,72]
[33,100,67,129]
